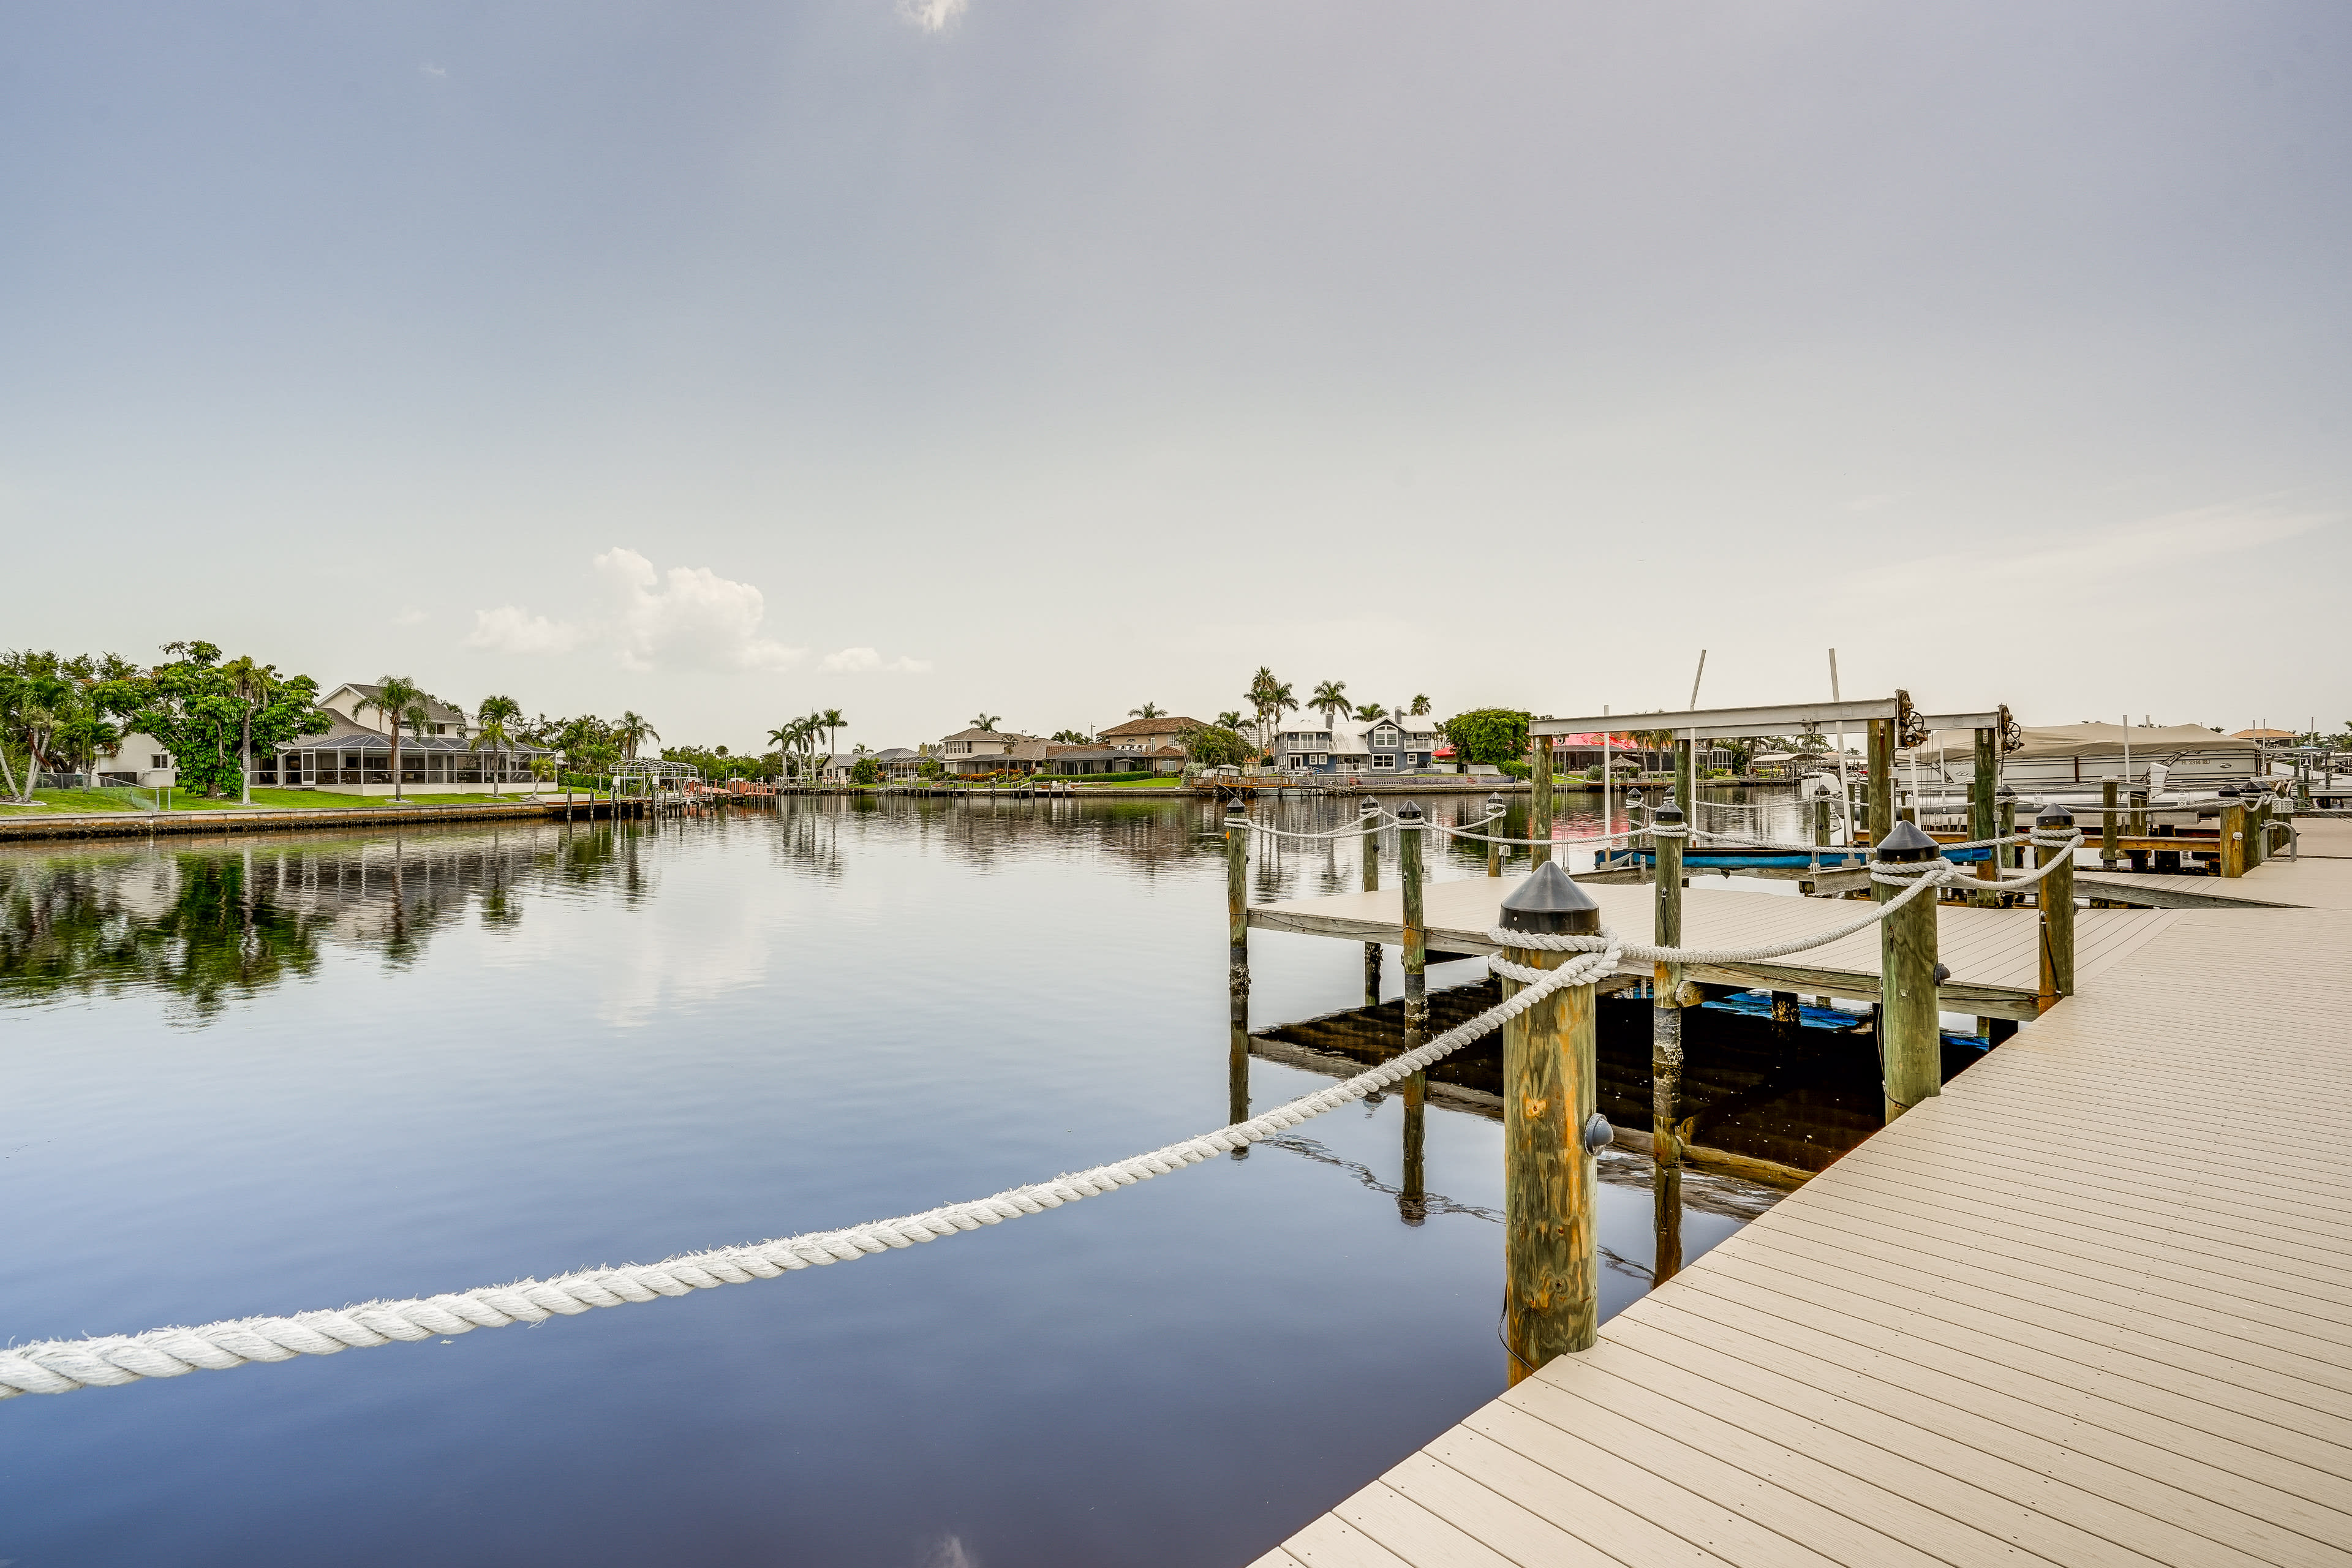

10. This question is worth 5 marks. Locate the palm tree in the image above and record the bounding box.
[1355,702,1388,722]
[1215,710,1244,730]
[1051,728,1093,743]
[1129,701,1165,720]
[1408,694,1431,718]
[969,713,1001,732]
[1244,667,1280,748]
[766,723,797,781]
[616,711,659,761]
[221,655,281,805]
[820,707,846,763]
[1309,681,1349,734]
[476,694,522,797]
[367,676,427,801]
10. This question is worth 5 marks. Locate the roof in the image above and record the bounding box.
[937,727,1036,743]
[1097,715,1202,739]
[279,732,551,754]
[331,682,468,726]
[1903,722,2253,761]
[2234,728,2298,739]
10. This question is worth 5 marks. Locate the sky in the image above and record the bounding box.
[2,1,2347,750]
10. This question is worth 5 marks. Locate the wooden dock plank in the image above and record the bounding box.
[1258,856,2352,1567]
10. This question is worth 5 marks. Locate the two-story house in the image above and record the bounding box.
[258,681,548,794]
[1275,717,1441,774]
[934,728,1051,777]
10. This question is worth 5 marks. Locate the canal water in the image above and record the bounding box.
[0,793,1789,1567]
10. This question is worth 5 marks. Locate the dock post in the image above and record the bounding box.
[1498,862,1604,1378]
[1996,783,2018,888]
[2218,788,2246,878]
[2037,804,2077,1001]
[1226,802,1253,1148]
[1868,718,1895,848]
[2248,788,2269,870]
[1675,739,1695,836]
[2101,779,2120,870]
[1360,797,1382,1005]
[1648,796,1687,1284]
[1397,802,1430,1210]
[1813,794,1831,854]
[1875,820,1943,1121]
[1486,791,1505,878]
[1970,728,1999,907]
[1529,733,1555,867]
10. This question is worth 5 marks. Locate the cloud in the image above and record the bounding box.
[390,606,429,627]
[897,0,967,34]
[467,549,802,671]
[820,646,932,674]
[467,604,582,655]
[1845,502,2332,593]
[420,62,448,78]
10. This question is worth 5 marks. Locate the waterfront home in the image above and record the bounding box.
[257,686,552,794]
[1096,715,1203,756]
[89,731,180,788]
[820,748,926,783]
[319,682,473,739]
[935,728,1050,777]
[1273,717,1442,774]
[1042,743,1186,777]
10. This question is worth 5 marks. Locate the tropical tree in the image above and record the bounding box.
[1129,701,1165,720]
[219,655,282,805]
[1355,702,1388,722]
[1244,667,1281,747]
[1408,694,1431,718]
[1438,708,1532,766]
[1215,711,1244,729]
[1271,680,1298,734]
[1184,724,1254,770]
[475,694,522,796]
[1051,729,1093,744]
[0,654,79,799]
[1309,680,1349,733]
[968,713,1001,732]
[362,676,428,801]
[616,711,660,761]
[119,645,326,800]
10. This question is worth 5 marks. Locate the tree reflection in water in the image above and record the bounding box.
[0,824,630,1023]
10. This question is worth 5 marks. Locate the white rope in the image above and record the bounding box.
[0,927,1618,1404]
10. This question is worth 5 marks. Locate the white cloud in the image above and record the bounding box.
[390,606,429,627]
[467,604,582,655]
[466,548,802,671]
[820,646,933,674]
[420,62,448,78]
[897,0,966,34]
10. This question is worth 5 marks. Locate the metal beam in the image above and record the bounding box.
[1913,711,2005,733]
[1531,699,1898,741]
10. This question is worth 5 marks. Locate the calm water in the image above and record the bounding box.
[1,794,1780,1567]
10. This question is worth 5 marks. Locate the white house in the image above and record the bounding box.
[258,682,548,796]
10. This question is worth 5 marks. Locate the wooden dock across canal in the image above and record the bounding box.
[1251,824,2352,1568]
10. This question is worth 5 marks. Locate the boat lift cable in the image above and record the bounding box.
[0,840,2061,1406]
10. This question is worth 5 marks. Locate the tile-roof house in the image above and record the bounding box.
[935,728,1049,775]
[255,681,550,795]
[1097,715,1202,754]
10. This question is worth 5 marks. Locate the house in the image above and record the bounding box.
[1041,744,1187,777]
[319,682,475,740]
[1096,715,1204,756]
[91,732,180,788]
[934,728,1051,777]
[257,682,549,796]
[820,747,926,783]
[1274,717,1442,774]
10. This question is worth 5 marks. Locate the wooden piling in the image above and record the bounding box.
[2219,793,2247,879]
[1874,820,1943,1121]
[2101,779,2120,869]
[1360,798,1382,1006]
[1486,792,1505,878]
[1675,739,1695,831]
[2248,790,2269,870]
[1398,802,1428,1038]
[1529,734,1555,868]
[1868,718,1895,848]
[1997,785,2019,882]
[1226,802,1250,1021]
[2037,804,2077,1000]
[1649,796,1687,1286]
[1970,728,1999,908]
[1498,863,1603,1378]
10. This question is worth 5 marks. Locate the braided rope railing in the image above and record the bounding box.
[0,930,1619,1404]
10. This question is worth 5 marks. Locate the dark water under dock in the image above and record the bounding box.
[1,794,1787,1568]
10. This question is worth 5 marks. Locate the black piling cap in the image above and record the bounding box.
[2036,801,2075,828]
[1396,801,1422,822]
[1626,788,1645,807]
[1484,792,1505,810]
[1225,800,1246,817]
[2218,784,2242,799]
[1995,783,2017,802]
[1652,793,1685,826]
[1499,859,1601,935]
[1875,819,1940,862]
[1360,797,1381,816]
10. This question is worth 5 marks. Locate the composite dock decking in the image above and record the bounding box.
[1253,840,2352,1567]
[1249,876,2178,1020]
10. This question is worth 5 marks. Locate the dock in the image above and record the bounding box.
[1253,819,2352,1566]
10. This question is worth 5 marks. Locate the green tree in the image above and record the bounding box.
[1215,710,1244,729]
[617,710,660,760]
[1051,728,1093,743]
[1129,701,1164,719]
[475,694,522,797]
[361,676,429,801]
[1408,694,1431,717]
[851,755,881,785]
[1439,707,1531,766]
[968,713,1001,731]
[1184,724,1254,769]
[1309,680,1349,733]
[1354,702,1387,722]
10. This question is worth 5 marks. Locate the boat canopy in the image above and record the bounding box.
[1902,722,2252,762]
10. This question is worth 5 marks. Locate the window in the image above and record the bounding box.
[1311,754,1327,766]
[1371,753,1395,769]
[151,755,170,769]
[1373,726,1397,748]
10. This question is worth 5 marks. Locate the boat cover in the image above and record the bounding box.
[1902,722,2253,762]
